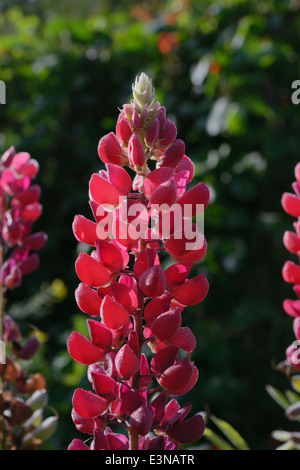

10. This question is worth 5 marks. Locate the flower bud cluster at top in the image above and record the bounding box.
[281,163,300,369]
[68,73,210,451]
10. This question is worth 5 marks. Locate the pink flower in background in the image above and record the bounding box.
[0,146,47,290]
[0,146,56,450]
[281,162,300,369]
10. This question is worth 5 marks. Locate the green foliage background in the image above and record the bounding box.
[0,0,299,450]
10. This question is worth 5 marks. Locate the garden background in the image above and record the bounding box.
[0,0,299,450]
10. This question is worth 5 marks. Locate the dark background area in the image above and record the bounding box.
[0,0,299,450]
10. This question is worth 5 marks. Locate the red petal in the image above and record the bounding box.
[282,193,300,217]
[106,432,129,450]
[91,372,118,401]
[129,405,153,436]
[12,184,41,207]
[283,299,300,318]
[282,261,300,284]
[67,331,105,365]
[295,163,300,182]
[128,331,139,357]
[100,295,129,330]
[116,115,133,145]
[160,399,180,426]
[140,353,152,388]
[165,262,193,290]
[145,118,160,146]
[168,326,196,352]
[89,173,124,209]
[174,155,194,183]
[73,215,98,246]
[71,408,96,434]
[172,275,209,306]
[115,344,139,380]
[172,363,198,396]
[23,232,47,251]
[19,254,39,275]
[143,167,173,197]
[283,231,300,255]
[98,132,127,166]
[1,145,15,167]
[158,358,193,395]
[72,388,108,418]
[150,393,167,427]
[167,414,205,444]
[150,345,178,377]
[120,386,143,414]
[90,430,108,450]
[139,266,166,298]
[158,119,177,147]
[111,282,138,313]
[144,294,172,325]
[164,223,207,262]
[12,151,30,169]
[149,179,177,207]
[96,240,125,274]
[176,182,210,216]
[20,159,39,177]
[151,309,181,341]
[87,319,112,350]
[75,253,111,288]
[68,438,90,450]
[20,202,42,222]
[112,218,139,250]
[128,133,145,168]
[133,248,160,278]
[159,139,185,169]
[106,163,132,196]
[75,283,102,316]
[172,170,190,198]
[294,317,300,340]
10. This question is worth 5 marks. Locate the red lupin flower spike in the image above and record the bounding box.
[68,73,210,450]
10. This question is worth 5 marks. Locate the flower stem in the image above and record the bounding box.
[128,425,139,450]
[129,204,147,450]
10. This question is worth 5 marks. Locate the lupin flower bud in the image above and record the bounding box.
[128,133,146,169]
[98,132,128,166]
[116,114,133,145]
[158,119,177,148]
[132,109,143,130]
[158,139,185,169]
[68,74,209,451]
[132,73,155,109]
[145,118,160,147]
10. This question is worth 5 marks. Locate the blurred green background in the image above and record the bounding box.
[0,0,299,450]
